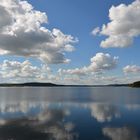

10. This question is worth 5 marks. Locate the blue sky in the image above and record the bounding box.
[28,0,139,68]
[0,0,140,84]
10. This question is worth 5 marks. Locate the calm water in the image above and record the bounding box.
[0,87,140,140]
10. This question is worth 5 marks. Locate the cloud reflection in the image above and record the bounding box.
[0,101,45,114]
[103,126,139,140]
[0,101,122,124]
[89,103,120,122]
[125,104,140,111]
[0,102,78,140]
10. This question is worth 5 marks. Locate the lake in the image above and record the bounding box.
[0,87,140,140]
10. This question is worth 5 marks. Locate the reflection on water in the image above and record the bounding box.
[0,102,77,140]
[0,87,140,140]
[89,103,120,122]
[103,127,139,140]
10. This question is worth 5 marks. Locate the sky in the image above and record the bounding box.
[0,0,140,84]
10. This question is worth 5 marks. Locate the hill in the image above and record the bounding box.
[129,81,140,88]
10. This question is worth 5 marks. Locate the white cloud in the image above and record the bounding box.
[89,53,118,71]
[89,103,120,122]
[0,60,52,82]
[101,35,133,48]
[0,58,118,84]
[95,0,140,48]
[91,27,100,36]
[59,53,118,76]
[0,5,12,29]
[2,59,140,85]
[57,53,119,85]
[123,65,140,74]
[0,0,77,64]
[103,127,139,140]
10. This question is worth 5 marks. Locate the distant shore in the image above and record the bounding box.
[0,81,139,87]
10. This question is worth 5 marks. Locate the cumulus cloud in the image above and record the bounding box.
[89,53,118,71]
[0,5,12,29]
[123,65,140,74]
[58,53,118,76]
[94,0,140,48]
[0,60,52,82]
[89,103,120,122]
[103,127,139,140]
[0,0,77,64]
[91,27,100,36]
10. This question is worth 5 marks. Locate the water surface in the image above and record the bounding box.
[0,87,140,140]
